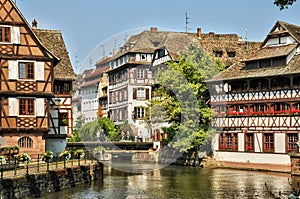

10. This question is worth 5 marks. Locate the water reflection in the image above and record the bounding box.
[45,164,292,199]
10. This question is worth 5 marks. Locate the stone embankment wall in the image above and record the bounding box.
[0,163,103,199]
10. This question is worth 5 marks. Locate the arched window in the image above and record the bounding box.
[18,136,33,148]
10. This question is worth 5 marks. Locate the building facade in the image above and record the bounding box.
[207,21,300,172]
[0,0,59,154]
[33,25,76,154]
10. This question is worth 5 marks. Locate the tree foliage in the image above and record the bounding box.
[149,43,225,152]
[77,117,121,141]
[274,0,297,10]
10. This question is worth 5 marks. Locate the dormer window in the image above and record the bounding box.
[141,54,147,61]
[214,51,223,58]
[0,26,11,42]
[227,51,236,58]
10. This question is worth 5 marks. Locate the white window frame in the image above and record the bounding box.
[137,107,145,118]
[137,69,144,79]
[137,88,145,99]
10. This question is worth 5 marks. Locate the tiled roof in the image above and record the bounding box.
[81,79,99,87]
[243,43,297,61]
[207,21,300,82]
[262,21,300,46]
[85,66,110,79]
[207,53,300,82]
[33,29,76,80]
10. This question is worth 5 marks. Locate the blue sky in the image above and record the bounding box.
[16,0,300,74]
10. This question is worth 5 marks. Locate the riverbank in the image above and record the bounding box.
[0,162,103,198]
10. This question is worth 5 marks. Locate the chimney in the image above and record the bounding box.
[32,19,38,29]
[197,28,202,38]
[209,32,215,35]
[150,27,158,33]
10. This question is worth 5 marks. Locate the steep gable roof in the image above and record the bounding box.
[207,21,300,82]
[33,29,76,80]
[0,0,59,64]
[262,21,300,47]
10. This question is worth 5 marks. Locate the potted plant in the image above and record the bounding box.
[0,155,5,164]
[12,146,19,154]
[59,149,71,161]
[41,150,54,162]
[74,149,85,159]
[17,152,31,164]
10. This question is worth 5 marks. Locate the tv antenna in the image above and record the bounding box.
[185,12,191,33]
[74,49,81,71]
[244,29,248,52]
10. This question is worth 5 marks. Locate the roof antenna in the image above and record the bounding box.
[185,12,191,33]
[244,29,248,52]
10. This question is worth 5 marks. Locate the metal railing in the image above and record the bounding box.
[0,152,96,179]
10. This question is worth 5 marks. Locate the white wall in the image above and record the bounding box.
[214,151,290,165]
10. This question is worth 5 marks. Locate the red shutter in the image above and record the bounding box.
[133,88,137,99]
[146,88,149,99]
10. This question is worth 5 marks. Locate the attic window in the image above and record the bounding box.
[141,54,147,60]
[214,51,223,58]
[244,56,286,70]
[227,51,236,58]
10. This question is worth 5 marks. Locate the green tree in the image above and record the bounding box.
[149,43,224,152]
[274,0,297,10]
[77,118,121,141]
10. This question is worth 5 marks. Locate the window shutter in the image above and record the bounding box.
[9,98,18,116]
[146,88,150,99]
[8,60,18,80]
[36,98,45,116]
[11,26,20,44]
[35,62,45,81]
[133,88,137,99]
[134,107,137,119]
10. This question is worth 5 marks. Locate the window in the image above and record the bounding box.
[137,88,145,99]
[18,137,33,148]
[263,133,274,152]
[133,107,146,119]
[137,70,144,79]
[19,98,34,115]
[227,51,236,58]
[219,133,238,151]
[54,81,72,95]
[214,51,223,58]
[141,54,147,60]
[19,62,34,79]
[59,112,68,126]
[287,133,298,152]
[245,133,254,151]
[0,26,11,42]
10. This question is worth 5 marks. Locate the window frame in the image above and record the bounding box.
[136,69,144,79]
[219,132,238,151]
[287,133,298,153]
[0,26,11,43]
[19,62,34,80]
[263,133,274,153]
[245,133,254,152]
[137,88,145,99]
[18,136,33,148]
[19,98,35,116]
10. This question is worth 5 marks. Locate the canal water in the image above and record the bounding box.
[44,163,293,199]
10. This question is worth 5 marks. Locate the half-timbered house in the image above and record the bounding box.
[150,29,260,145]
[207,21,300,172]
[0,0,60,154]
[33,23,76,154]
[108,28,159,139]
